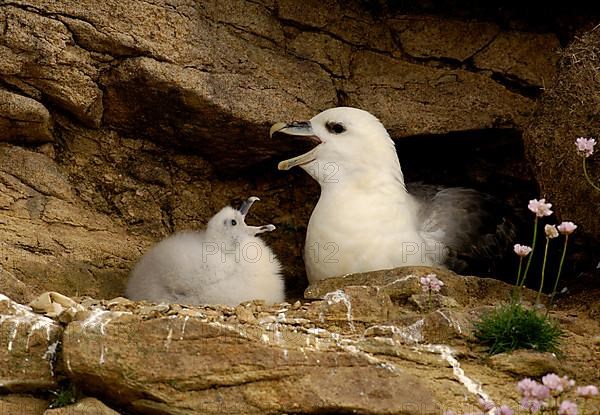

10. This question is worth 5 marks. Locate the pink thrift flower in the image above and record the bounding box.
[521,397,543,414]
[528,199,553,217]
[430,281,443,293]
[558,400,578,415]
[575,137,596,158]
[544,224,559,239]
[542,373,564,393]
[531,384,551,400]
[442,411,456,415]
[557,221,577,235]
[420,273,444,293]
[498,405,514,415]
[576,385,599,397]
[514,244,533,257]
[420,275,431,293]
[518,378,539,397]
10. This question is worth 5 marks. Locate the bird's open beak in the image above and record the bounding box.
[238,196,276,235]
[249,224,276,235]
[270,121,322,170]
[239,196,260,217]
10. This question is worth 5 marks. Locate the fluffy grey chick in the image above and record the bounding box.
[125,197,284,306]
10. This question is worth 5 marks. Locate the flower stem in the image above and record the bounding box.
[521,217,538,289]
[536,237,551,304]
[583,156,600,192]
[549,235,569,309]
[512,257,524,303]
[428,289,432,312]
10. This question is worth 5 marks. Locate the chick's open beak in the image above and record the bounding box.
[239,196,260,216]
[238,197,276,235]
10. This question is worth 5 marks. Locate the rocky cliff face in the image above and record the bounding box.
[1,3,600,412]
[1,267,599,414]
[1,0,578,303]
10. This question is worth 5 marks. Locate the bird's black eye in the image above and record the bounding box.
[326,122,346,134]
[230,219,237,226]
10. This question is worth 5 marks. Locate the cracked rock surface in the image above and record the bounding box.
[0,0,568,302]
[0,2,599,414]
[1,267,599,414]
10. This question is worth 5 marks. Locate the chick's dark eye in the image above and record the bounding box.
[326,122,346,134]
[230,219,237,226]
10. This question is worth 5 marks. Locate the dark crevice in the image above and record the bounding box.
[368,0,600,42]
[396,127,538,232]
[489,72,545,98]
[336,89,350,107]
[281,16,542,99]
[13,241,55,256]
[218,21,281,49]
[0,78,40,101]
[277,17,392,56]
[283,48,344,80]
[389,32,543,99]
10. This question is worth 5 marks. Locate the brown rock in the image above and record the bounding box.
[278,0,394,51]
[0,144,74,201]
[308,286,392,329]
[0,294,61,392]
[287,31,353,77]
[0,143,145,302]
[390,16,500,62]
[421,308,473,342]
[0,0,565,304]
[473,31,560,88]
[0,90,53,143]
[0,269,32,306]
[62,309,440,414]
[0,6,103,126]
[304,266,537,308]
[101,53,335,170]
[524,25,600,239]
[345,51,534,137]
[0,268,596,414]
[53,283,597,414]
[304,266,430,300]
[0,394,48,415]
[488,350,570,378]
[44,397,120,415]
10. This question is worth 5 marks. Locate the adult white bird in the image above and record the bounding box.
[270,107,516,283]
[125,197,285,306]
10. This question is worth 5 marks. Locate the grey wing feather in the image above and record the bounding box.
[411,184,517,274]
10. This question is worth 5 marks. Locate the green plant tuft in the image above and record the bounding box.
[474,302,562,355]
[49,383,79,408]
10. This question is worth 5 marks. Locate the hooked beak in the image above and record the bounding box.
[270,121,322,170]
[239,196,260,216]
[238,197,276,235]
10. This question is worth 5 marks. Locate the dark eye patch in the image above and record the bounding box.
[231,219,237,226]
[326,121,346,134]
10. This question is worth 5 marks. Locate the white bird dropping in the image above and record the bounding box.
[125,197,285,306]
